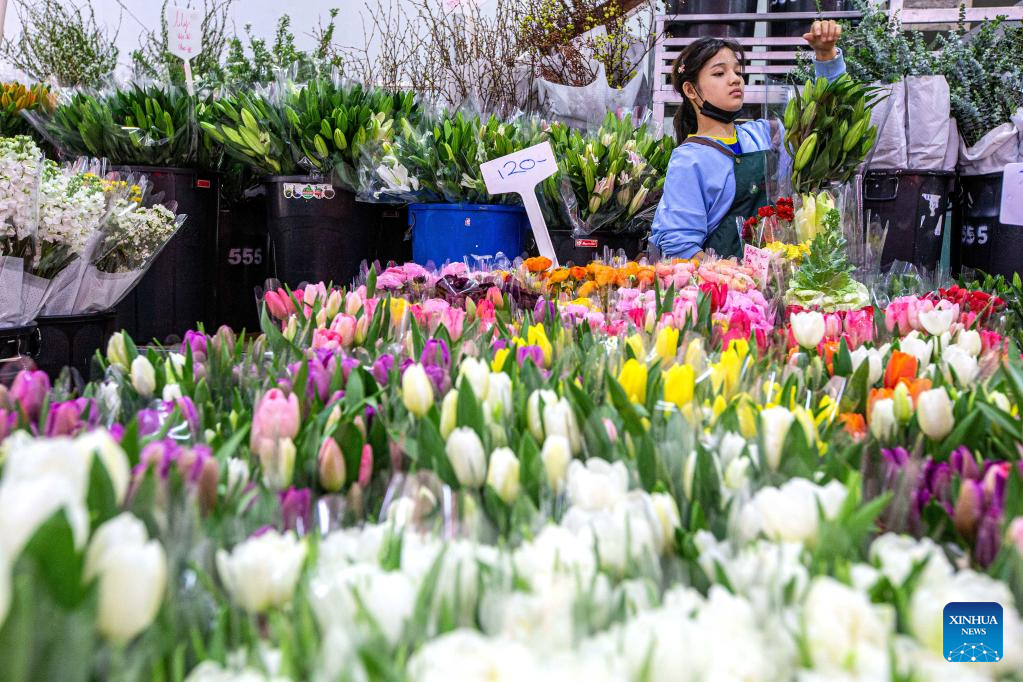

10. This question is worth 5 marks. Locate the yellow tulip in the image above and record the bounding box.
[655,327,680,364]
[491,347,510,373]
[710,349,741,399]
[527,324,553,367]
[389,297,408,325]
[618,359,648,404]
[684,338,707,373]
[626,333,645,359]
[727,338,750,362]
[736,398,757,439]
[663,364,694,410]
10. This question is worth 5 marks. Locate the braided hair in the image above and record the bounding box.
[671,38,745,146]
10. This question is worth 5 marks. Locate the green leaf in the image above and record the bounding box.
[22,511,86,609]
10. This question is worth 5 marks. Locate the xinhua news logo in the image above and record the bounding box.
[943,602,1003,663]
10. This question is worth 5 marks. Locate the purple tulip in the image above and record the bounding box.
[182,330,208,362]
[371,354,395,385]
[533,297,556,323]
[341,357,360,383]
[974,508,1002,567]
[0,409,15,441]
[135,439,182,479]
[950,447,980,480]
[516,345,545,368]
[44,398,96,437]
[421,339,450,371]
[10,370,50,420]
[423,364,450,395]
[280,487,312,534]
[137,409,163,437]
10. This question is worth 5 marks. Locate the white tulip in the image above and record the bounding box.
[899,332,933,366]
[457,357,490,401]
[130,356,156,397]
[918,303,957,336]
[262,437,295,491]
[401,363,434,417]
[941,345,979,387]
[540,435,572,493]
[759,406,794,471]
[445,427,487,488]
[440,389,459,439]
[226,457,250,496]
[486,448,521,504]
[739,478,847,546]
[650,492,681,551]
[87,513,167,645]
[106,332,130,370]
[162,383,183,401]
[723,457,751,494]
[73,429,131,504]
[566,459,629,512]
[717,431,747,467]
[803,576,894,678]
[956,329,982,357]
[989,391,1012,414]
[484,372,513,423]
[870,398,897,440]
[917,388,954,441]
[543,398,583,454]
[526,389,558,442]
[0,476,90,560]
[850,346,883,386]
[216,531,307,614]
[791,311,826,349]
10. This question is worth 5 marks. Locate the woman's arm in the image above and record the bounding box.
[805,20,846,82]
[651,150,725,259]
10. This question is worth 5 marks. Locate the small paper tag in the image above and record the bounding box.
[743,244,772,284]
[1001,162,1023,226]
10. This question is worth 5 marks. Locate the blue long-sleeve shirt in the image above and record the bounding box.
[650,50,848,258]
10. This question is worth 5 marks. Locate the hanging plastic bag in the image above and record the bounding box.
[958,106,1023,176]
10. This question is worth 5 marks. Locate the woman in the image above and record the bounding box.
[650,21,846,259]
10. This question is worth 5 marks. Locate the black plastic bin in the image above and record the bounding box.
[216,194,269,333]
[952,173,1023,278]
[862,170,955,272]
[264,177,374,288]
[115,167,220,344]
[769,0,850,38]
[668,0,757,38]
[369,202,412,266]
[550,230,646,266]
[0,324,38,364]
[35,311,117,381]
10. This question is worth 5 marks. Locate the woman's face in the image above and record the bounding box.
[687,47,744,112]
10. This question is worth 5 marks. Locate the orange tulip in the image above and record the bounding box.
[838,412,867,441]
[867,387,894,423]
[899,377,932,405]
[821,340,840,375]
[883,351,918,389]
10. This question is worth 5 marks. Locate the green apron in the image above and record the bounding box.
[683,136,769,259]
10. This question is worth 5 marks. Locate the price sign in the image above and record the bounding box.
[166,5,202,95]
[1001,162,1023,227]
[480,141,560,266]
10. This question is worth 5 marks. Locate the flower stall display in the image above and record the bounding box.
[785,208,870,311]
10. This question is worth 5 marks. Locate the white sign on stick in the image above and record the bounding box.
[167,5,202,95]
[1001,162,1023,227]
[480,141,560,267]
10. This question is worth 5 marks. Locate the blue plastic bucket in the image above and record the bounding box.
[409,203,526,266]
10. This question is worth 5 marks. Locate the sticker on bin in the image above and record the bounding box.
[283,183,336,200]
[1002,163,1023,226]
[576,239,598,248]
[480,141,560,266]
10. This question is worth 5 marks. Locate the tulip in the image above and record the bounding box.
[106,332,130,370]
[371,354,395,386]
[898,333,932,367]
[330,314,358,347]
[918,300,958,336]
[625,333,645,359]
[684,338,707,373]
[663,364,695,410]
[401,364,434,418]
[250,389,301,460]
[358,444,374,488]
[618,359,648,404]
[956,329,982,357]
[318,437,346,492]
[279,487,312,533]
[216,531,307,614]
[1005,517,1023,555]
[870,398,897,440]
[941,345,979,387]
[262,438,296,491]
[484,372,513,423]
[791,311,826,350]
[226,458,250,497]
[650,492,681,552]
[526,389,558,441]
[654,326,679,364]
[954,480,983,541]
[441,307,466,342]
[457,357,490,400]
[541,435,572,493]
[486,447,521,504]
[440,389,459,439]
[128,357,156,397]
[760,406,794,471]
[543,398,583,454]
[883,351,918,390]
[181,330,208,363]
[10,370,50,420]
[849,346,883,386]
[445,427,486,488]
[892,382,913,424]
[916,388,954,441]
[86,514,167,645]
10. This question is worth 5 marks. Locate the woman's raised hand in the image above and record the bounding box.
[803,20,842,61]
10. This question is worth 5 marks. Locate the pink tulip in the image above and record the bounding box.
[844,308,875,348]
[264,290,295,320]
[358,443,373,488]
[303,282,328,307]
[312,328,344,352]
[250,389,300,459]
[318,437,345,492]
[330,314,358,347]
[11,370,50,421]
[441,307,465,342]
[0,409,15,441]
[823,312,843,339]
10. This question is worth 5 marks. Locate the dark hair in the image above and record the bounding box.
[671,38,745,145]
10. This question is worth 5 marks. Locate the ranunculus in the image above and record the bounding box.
[402,363,435,417]
[86,513,167,645]
[445,427,487,488]
[216,530,307,614]
[917,388,954,441]
[790,311,826,349]
[486,447,520,504]
[759,406,794,471]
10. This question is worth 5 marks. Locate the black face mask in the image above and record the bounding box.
[694,86,742,124]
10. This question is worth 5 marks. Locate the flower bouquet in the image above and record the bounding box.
[785,207,871,314]
[0,82,54,138]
